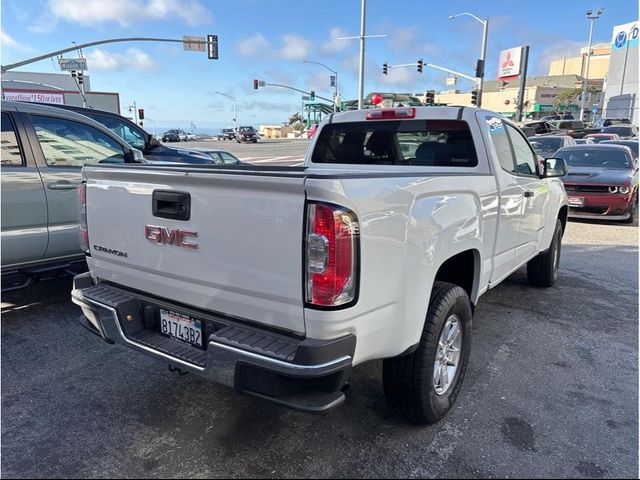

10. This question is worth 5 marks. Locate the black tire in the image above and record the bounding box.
[383,281,472,424]
[527,218,562,287]
[622,192,637,224]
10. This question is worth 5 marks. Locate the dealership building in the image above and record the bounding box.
[1,71,120,113]
[603,20,638,124]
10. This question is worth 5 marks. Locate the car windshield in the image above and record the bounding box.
[603,126,633,135]
[239,127,254,132]
[528,137,563,153]
[601,141,639,158]
[555,148,631,169]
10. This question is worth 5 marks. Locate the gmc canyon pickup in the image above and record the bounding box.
[72,107,569,424]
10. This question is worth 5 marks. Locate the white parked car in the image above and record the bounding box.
[186,133,197,141]
[72,106,568,424]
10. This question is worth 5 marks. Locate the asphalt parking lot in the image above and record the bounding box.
[2,194,638,477]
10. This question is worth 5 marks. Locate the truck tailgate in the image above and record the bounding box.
[84,167,307,335]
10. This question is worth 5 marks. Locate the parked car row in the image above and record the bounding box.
[162,129,198,142]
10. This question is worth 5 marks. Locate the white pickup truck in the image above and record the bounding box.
[72,107,568,424]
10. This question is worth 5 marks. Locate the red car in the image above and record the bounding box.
[554,144,638,223]
[583,133,621,143]
[307,124,319,139]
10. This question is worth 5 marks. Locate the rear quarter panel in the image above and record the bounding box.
[304,173,498,364]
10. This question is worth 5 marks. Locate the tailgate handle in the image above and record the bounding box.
[152,190,191,221]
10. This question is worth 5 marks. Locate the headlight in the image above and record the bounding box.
[608,186,619,193]
[619,186,630,195]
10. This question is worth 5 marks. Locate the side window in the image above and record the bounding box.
[219,152,239,164]
[506,124,538,176]
[484,116,516,173]
[31,115,126,167]
[86,113,146,150]
[1,112,25,167]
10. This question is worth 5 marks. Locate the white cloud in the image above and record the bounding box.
[279,34,312,60]
[39,0,211,28]
[321,27,350,54]
[236,33,272,57]
[1,29,19,48]
[86,48,157,71]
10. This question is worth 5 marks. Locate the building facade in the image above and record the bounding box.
[548,43,611,80]
[603,21,638,124]
[1,71,120,113]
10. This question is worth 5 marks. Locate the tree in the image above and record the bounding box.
[287,112,304,126]
[552,87,594,114]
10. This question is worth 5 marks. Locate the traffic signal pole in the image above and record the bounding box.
[1,36,215,73]
[258,82,334,103]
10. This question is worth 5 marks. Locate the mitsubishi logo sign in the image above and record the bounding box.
[497,47,523,81]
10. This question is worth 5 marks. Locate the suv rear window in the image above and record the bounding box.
[311,120,478,167]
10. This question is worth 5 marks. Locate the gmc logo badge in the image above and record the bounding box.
[145,225,198,249]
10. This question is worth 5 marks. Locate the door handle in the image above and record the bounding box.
[47,182,79,191]
[524,190,535,198]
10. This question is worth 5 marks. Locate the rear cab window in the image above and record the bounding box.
[311,120,478,167]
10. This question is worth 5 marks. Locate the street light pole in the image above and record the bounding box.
[302,60,339,111]
[215,91,237,132]
[449,12,489,108]
[580,8,604,121]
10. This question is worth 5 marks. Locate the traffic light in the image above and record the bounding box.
[383,62,388,75]
[475,59,485,78]
[138,108,144,120]
[77,71,84,84]
[207,34,218,60]
[417,59,423,73]
[253,79,259,90]
[425,90,435,105]
[70,70,76,78]
[310,91,315,101]
[471,89,479,106]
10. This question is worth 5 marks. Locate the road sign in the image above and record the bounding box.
[58,58,87,71]
[330,75,336,87]
[207,34,218,59]
[258,80,266,87]
[592,104,600,113]
[446,76,457,86]
[183,35,206,52]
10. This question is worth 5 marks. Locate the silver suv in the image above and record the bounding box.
[1,101,142,289]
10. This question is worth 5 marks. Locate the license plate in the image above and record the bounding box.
[568,196,584,207]
[160,309,203,347]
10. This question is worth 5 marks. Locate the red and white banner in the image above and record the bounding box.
[497,47,523,81]
[2,89,64,104]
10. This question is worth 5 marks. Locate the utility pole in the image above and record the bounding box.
[129,101,138,124]
[580,8,604,121]
[337,0,387,109]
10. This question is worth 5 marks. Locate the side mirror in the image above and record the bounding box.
[544,158,568,178]
[124,148,146,163]
[147,135,161,148]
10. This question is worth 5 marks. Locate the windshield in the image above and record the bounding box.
[312,120,478,167]
[603,126,633,135]
[239,127,255,132]
[528,137,563,153]
[602,141,639,158]
[84,112,147,150]
[555,149,631,169]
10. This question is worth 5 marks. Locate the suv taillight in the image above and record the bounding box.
[305,202,359,307]
[77,183,89,253]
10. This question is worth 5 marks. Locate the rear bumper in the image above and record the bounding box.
[71,273,355,412]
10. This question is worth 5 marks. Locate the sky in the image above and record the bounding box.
[1,0,637,132]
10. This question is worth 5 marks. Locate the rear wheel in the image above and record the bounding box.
[527,218,562,287]
[383,281,472,424]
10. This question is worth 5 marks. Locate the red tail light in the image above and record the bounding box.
[77,183,89,253]
[305,202,359,307]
